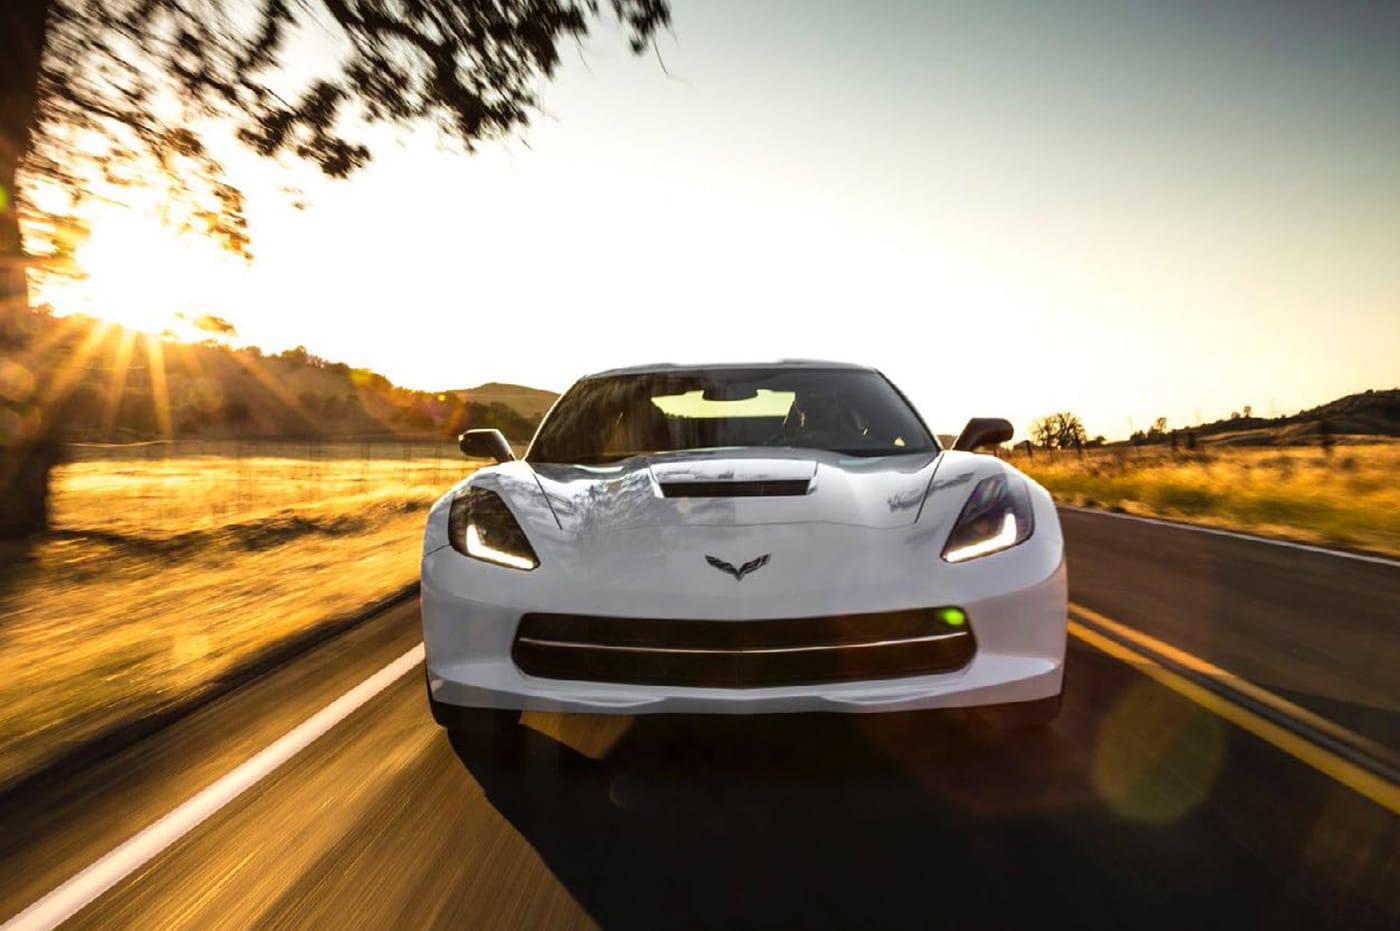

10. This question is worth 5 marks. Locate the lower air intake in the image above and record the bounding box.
[512,608,975,688]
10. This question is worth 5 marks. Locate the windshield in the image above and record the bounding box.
[527,368,935,464]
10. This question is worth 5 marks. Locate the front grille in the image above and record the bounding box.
[512,608,975,688]
[659,480,810,498]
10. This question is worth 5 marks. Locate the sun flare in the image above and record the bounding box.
[33,201,246,340]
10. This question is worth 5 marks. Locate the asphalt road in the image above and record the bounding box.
[2,510,1399,929]
[1061,508,1400,750]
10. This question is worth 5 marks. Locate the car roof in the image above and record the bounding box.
[580,360,877,379]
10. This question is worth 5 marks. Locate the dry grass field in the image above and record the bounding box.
[0,441,472,790]
[1016,440,1400,558]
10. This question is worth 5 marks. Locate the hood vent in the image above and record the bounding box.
[660,479,811,498]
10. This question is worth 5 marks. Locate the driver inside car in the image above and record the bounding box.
[772,391,866,448]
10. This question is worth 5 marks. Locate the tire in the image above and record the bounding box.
[426,671,453,727]
[972,692,1062,732]
[446,706,521,742]
[426,672,519,744]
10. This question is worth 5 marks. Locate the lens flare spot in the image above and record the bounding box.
[0,405,42,446]
[521,710,633,760]
[0,361,35,403]
[1091,679,1225,825]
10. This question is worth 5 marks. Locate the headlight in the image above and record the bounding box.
[448,487,539,570]
[942,473,1035,563]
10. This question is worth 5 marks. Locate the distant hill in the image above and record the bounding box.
[13,309,553,443]
[1132,388,1400,447]
[28,307,1389,450]
[1283,388,1400,435]
[448,382,559,422]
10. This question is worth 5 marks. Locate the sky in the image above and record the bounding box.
[36,0,1400,441]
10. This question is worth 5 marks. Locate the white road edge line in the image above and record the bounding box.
[1059,505,1400,569]
[1,643,426,931]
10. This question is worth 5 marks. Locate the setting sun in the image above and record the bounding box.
[35,201,246,340]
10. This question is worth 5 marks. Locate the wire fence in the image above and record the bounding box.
[53,438,470,536]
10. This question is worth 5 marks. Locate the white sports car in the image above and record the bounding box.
[421,361,1066,747]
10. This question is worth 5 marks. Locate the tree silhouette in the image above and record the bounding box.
[1028,412,1087,450]
[0,0,671,536]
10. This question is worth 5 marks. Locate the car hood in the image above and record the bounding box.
[507,448,948,533]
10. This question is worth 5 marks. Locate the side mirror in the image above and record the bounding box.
[458,428,515,462]
[952,417,1014,452]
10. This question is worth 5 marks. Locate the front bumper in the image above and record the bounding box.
[422,561,1067,716]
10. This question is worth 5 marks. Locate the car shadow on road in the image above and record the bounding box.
[444,707,1358,931]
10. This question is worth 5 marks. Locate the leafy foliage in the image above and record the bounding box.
[20,0,671,270]
[1028,411,1087,450]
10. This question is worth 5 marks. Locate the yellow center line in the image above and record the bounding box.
[1069,601,1400,771]
[1066,613,1400,817]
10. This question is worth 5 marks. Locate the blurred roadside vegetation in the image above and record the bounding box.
[0,442,471,791]
[1017,441,1400,559]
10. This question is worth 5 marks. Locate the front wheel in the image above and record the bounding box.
[426,673,520,750]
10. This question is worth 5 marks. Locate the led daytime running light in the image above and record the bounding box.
[943,512,1018,563]
[465,522,537,570]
